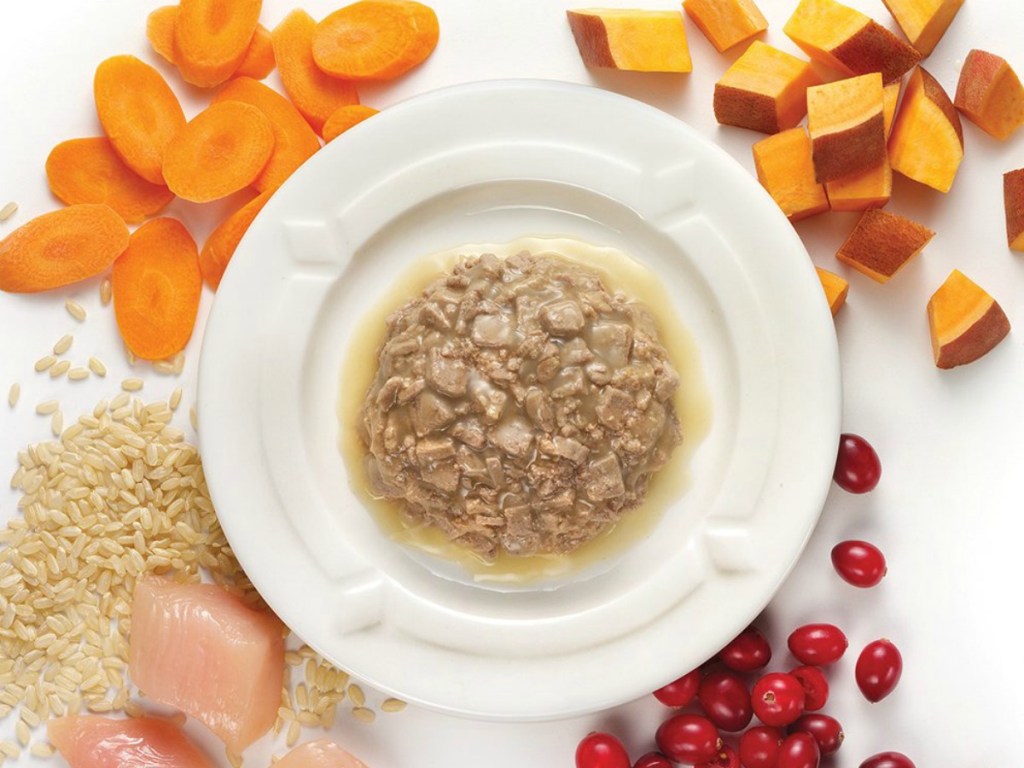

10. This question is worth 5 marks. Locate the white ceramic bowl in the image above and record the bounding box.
[198,80,841,721]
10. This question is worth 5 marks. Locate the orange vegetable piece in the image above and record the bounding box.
[954,50,1024,141]
[147,5,179,64]
[272,10,361,135]
[751,128,829,222]
[881,0,963,57]
[816,267,849,316]
[0,205,129,294]
[826,159,892,212]
[236,25,277,79]
[113,218,202,361]
[94,55,186,186]
[174,0,263,88]
[683,0,768,53]
[162,101,275,203]
[199,191,271,290]
[1005,169,1024,252]
[883,80,901,138]
[807,73,886,183]
[313,1,439,80]
[566,9,692,73]
[836,209,933,283]
[46,138,175,224]
[212,78,321,193]
[927,270,1010,369]
[888,66,963,193]
[714,41,821,134]
[322,105,379,141]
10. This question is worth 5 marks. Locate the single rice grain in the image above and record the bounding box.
[30,743,55,758]
[100,279,112,307]
[351,707,375,724]
[8,383,20,408]
[347,684,365,707]
[121,378,143,392]
[381,698,406,713]
[286,721,300,748]
[53,335,73,356]
[34,355,56,373]
[153,361,175,375]
[65,300,87,322]
[51,412,63,437]
[0,202,18,222]
[0,741,20,759]
[35,401,59,416]
[87,357,107,377]
[173,352,185,375]
[169,388,183,411]
[189,406,198,432]
[68,368,90,382]
[49,361,71,379]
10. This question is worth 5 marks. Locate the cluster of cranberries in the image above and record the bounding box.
[575,435,909,768]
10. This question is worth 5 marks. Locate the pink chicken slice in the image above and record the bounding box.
[48,715,216,768]
[128,578,285,753]
[276,739,370,768]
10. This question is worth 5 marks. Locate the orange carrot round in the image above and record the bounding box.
[162,101,275,203]
[175,0,263,88]
[322,105,379,141]
[95,55,186,186]
[147,5,179,64]
[0,205,129,294]
[272,10,360,135]
[212,78,320,192]
[200,191,272,290]
[46,138,175,224]
[113,218,202,361]
[312,1,439,81]
[236,25,276,80]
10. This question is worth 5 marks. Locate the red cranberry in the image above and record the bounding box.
[859,753,916,768]
[633,753,673,768]
[698,671,753,732]
[856,639,903,702]
[654,669,701,707]
[834,434,881,493]
[751,673,805,727]
[831,540,887,587]
[787,624,848,665]
[791,714,844,755]
[656,714,722,765]
[777,733,820,768]
[697,745,740,768]
[738,726,783,768]
[576,732,630,768]
[719,626,772,672]
[789,666,828,711]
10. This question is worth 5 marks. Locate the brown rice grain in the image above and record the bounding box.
[296,711,319,726]
[347,684,365,708]
[0,202,18,222]
[381,698,407,713]
[286,721,300,748]
[351,707,375,724]
[34,355,56,373]
[15,720,29,747]
[49,360,71,379]
[121,378,144,392]
[100,279,112,306]
[30,743,55,758]
[172,352,185,375]
[68,367,90,382]
[86,357,107,377]
[65,300,87,322]
[153,360,175,375]
[168,387,183,411]
[7,383,19,409]
[189,406,198,432]
[35,400,59,416]
[51,412,64,437]
[53,335,73,356]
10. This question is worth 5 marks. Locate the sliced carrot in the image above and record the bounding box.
[212,78,320,192]
[199,191,272,290]
[147,5,179,64]
[322,105,379,141]
[272,10,360,135]
[236,25,276,79]
[0,205,129,294]
[162,101,275,203]
[175,0,263,88]
[312,1,439,80]
[46,138,175,224]
[94,55,186,186]
[113,218,202,361]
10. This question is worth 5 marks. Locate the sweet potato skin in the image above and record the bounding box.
[1005,169,1024,252]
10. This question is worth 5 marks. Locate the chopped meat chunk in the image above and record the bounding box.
[541,300,585,336]
[426,348,469,397]
[488,418,535,459]
[471,314,514,347]
[584,454,625,501]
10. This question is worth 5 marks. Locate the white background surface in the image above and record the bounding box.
[0,0,1022,766]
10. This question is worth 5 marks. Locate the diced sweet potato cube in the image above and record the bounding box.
[836,209,934,283]
[567,9,692,73]
[883,80,901,138]
[928,270,1010,369]
[881,0,964,57]
[784,0,920,84]
[826,158,892,211]
[954,50,1024,141]
[683,0,768,53]
[714,41,821,134]
[1004,169,1024,252]
[889,66,963,193]
[808,73,886,183]
[752,128,829,221]
[816,267,849,316]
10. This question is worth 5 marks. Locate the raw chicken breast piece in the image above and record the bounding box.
[276,739,370,768]
[128,578,284,753]
[48,715,215,768]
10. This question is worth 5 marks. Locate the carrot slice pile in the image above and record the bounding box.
[174,0,263,88]
[94,55,186,185]
[313,1,439,81]
[0,205,129,293]
[113,218,202,360]
[322,105,379,141]
[272,9,360,135]
[147,5,179,63]
[46,138,175,224]
[212,78,320,192]
[236,25,277,79]
[162,101,276,203]
[199,191,272,290]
